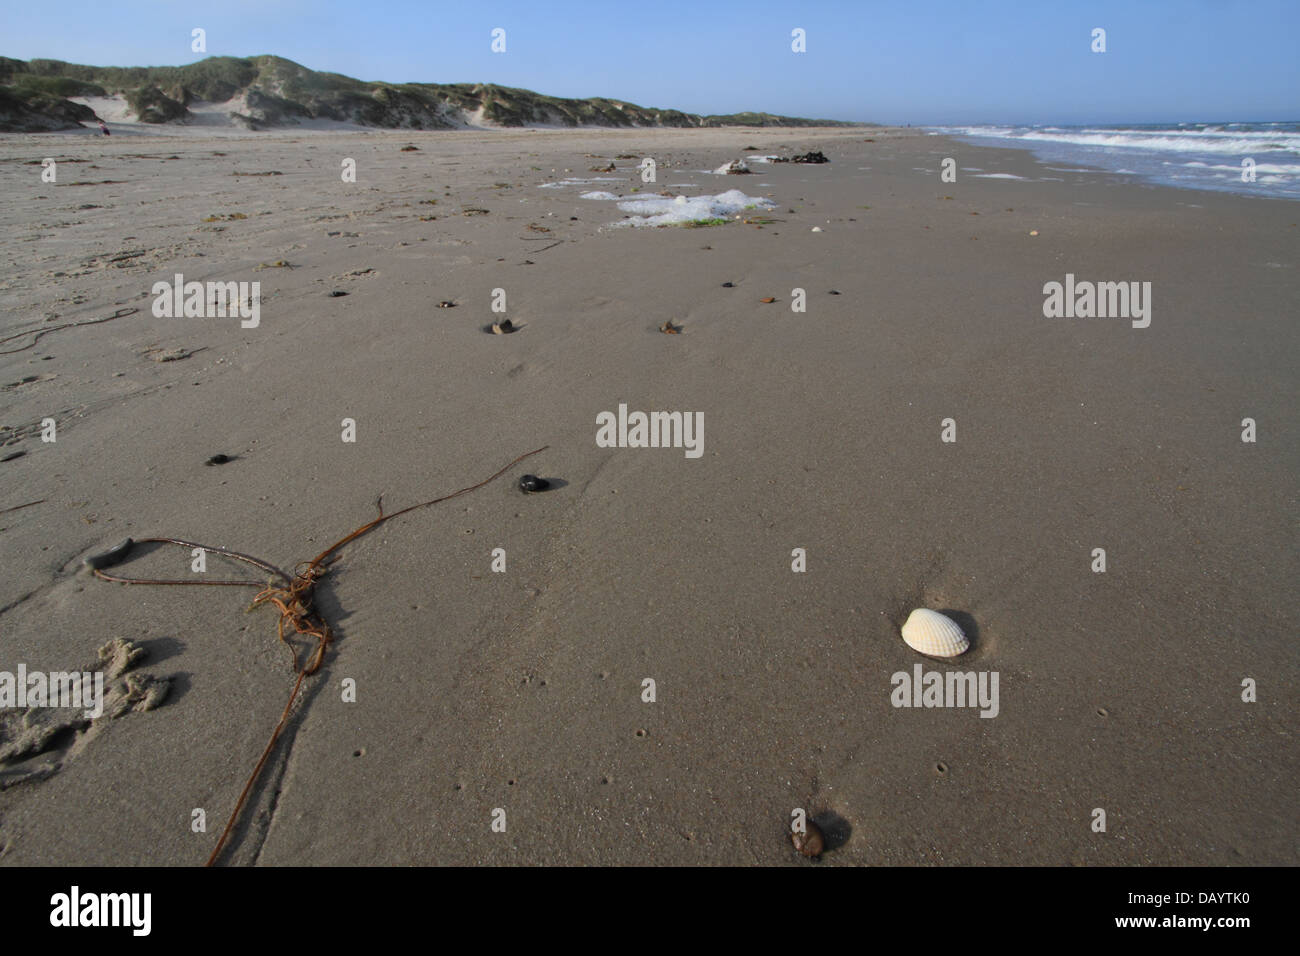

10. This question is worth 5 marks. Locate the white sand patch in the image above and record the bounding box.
[68,93,373,134]
[189,95,250,127]
[462,106,496,130]
[70,95,132,124]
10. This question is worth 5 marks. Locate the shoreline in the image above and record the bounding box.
[11,120,1299,206]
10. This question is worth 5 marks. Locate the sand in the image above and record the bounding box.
[0,124,1296,865]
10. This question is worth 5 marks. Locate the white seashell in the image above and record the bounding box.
[901,608,969,658]
[811,226,823,232]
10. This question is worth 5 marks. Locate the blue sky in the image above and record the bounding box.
[3,0,1297,124]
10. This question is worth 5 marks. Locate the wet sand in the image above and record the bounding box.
[0,125,1296,865]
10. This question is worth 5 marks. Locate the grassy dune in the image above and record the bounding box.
[0,55,863,131]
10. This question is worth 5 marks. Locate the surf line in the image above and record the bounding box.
[595,403,704,459]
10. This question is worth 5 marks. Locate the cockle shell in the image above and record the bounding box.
[900,608,969,658]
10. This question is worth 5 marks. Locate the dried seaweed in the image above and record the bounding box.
[92,446,548,865]
[0,307,138,355]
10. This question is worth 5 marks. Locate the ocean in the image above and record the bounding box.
[930,122,1300,201]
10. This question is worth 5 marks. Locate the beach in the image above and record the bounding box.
[0,124,1296,865]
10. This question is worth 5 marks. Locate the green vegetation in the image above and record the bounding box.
[9,74,106,97]
[0,84,97,131]
[0,55,866,132]
[127,86,189,123]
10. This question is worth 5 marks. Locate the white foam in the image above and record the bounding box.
[1189,162,1300,174]
[972,173,1028,180]
[943,125,1300,156]
[539,176,622,189]
[710,160,750,175]
[591,188,776,228]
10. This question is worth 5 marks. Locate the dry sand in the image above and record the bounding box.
[0,125,1296,865]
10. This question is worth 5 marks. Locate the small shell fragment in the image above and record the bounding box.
[792,820,825,858]
[901,608,969,658]
[489,319,516,335]
[760,297,776,304]
[84,538,135,570]
[660,320,682,334]
[519,474,550,493]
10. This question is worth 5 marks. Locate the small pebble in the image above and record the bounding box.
[205,454,233,466]
[328,290,348,297]
[519,474,550,493]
